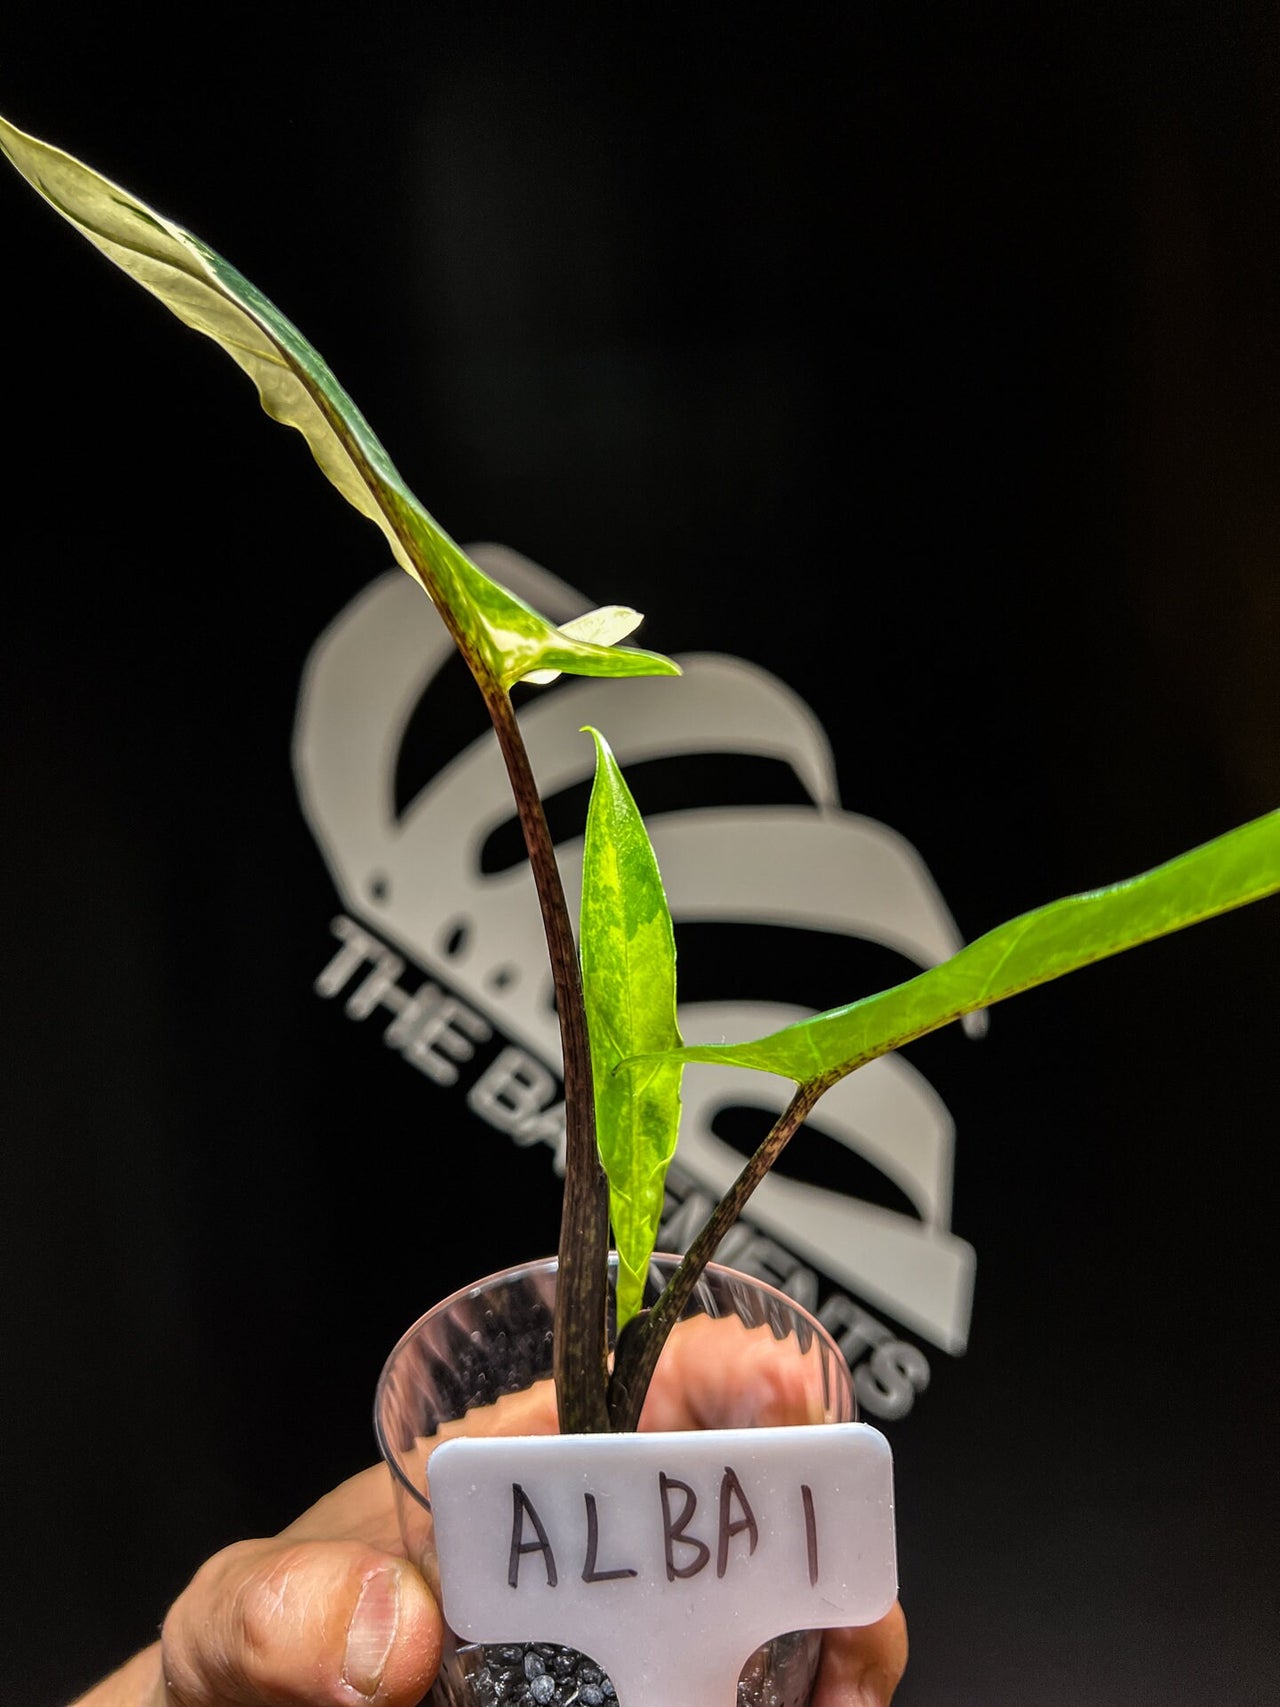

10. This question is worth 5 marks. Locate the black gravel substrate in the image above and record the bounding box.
[472,1643,617,1707]
[428,1628,819,1707]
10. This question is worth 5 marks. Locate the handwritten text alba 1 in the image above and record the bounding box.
[430,1425,897,1707]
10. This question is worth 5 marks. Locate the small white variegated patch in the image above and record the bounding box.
[522,606,646,685]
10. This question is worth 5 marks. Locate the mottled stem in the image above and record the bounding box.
[484,685,612,1433]
[606,1080,826,1430]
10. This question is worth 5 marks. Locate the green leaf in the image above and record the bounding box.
[625,808,1280,1086]
[0,112,678,692]
[579,727,683,1330]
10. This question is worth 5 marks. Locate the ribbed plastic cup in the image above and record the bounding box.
[375,1253,854,1707]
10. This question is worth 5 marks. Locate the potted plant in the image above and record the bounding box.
[3,111,1277,1706]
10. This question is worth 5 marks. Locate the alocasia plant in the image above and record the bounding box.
[4,111,1277,1435]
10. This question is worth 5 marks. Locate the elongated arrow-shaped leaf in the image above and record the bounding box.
[624,809,1280,1086]
[579,728,683,1329]
[0,113,677,692]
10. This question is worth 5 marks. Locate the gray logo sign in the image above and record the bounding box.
[294,546,978,1414]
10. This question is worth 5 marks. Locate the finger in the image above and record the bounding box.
[639,1315,832,1431]
[810,1603,908,1707]
[431,1380,560,1443]
[161,1537,441,1707]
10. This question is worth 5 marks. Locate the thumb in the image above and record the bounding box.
[162,1538,441,1706]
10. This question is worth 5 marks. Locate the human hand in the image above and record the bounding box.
[74,1320,905,1707]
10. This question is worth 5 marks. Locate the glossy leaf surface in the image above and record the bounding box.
[579,729,683,1328]
[626,809,1280,1086]
[0,113,678,691]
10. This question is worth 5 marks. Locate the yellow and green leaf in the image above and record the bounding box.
[579,729,683,1329]
[626,809,1280,1087]
[0,113,678,692]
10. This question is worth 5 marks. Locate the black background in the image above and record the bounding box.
[3,5,1279,1703]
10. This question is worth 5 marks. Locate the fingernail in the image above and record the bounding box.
[343,1564,402,1699]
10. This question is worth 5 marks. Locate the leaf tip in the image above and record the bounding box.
[581,723,616,760]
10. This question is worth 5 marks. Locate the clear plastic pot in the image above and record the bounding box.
[376,1253,854,1707]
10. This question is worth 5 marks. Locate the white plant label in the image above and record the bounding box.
[429,1422,896,1707]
